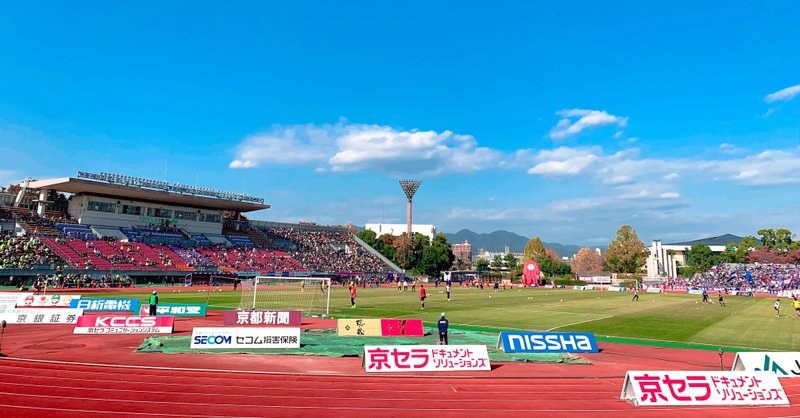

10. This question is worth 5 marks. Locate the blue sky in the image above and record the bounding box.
[1,2,799,245]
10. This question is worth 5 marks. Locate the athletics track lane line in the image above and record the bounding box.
[1,361,798,417]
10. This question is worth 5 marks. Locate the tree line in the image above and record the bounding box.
[477,225,650,283]
[356,229,455,278]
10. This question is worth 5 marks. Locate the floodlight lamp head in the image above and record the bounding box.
[399,179,422,201]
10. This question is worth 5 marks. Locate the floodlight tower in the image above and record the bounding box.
[399,180,422,241]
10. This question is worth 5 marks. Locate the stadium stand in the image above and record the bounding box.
[668,263,800,292]
[2,205,60,236]
[171,246,215,268]
[252,224,392,273]
[1,173,398,275]
[91,226,129,241]
[204,233,231,246]
[0,233,63,269]
[56,223,98,240]
[194,246,305,273]
[226,234,255,248]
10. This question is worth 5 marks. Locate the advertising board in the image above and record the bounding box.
[222,310,301,326]
[17,294,81,307]
[498,331,598,353]
[364,345,490,372]
[0,308,84,324]
[620,371,788,406]
[190,327,301,349]
[73,315,174,334]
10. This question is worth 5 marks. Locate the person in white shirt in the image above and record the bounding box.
[774,299,781,317]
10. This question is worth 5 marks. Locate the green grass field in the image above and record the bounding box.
[83,286,800,351]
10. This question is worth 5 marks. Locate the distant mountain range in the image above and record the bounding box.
[444,229,587,258]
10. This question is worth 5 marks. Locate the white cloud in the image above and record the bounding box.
[527,144,800,187]
[549,109,628,140]
[613,131,624,139]
[719,143,745,155]
[765,84,800,103]
[659,192,680,199]
[229,124,336,169]
[527,147,600,176]
[230,122,501,175]
[714,150,800,186]
[230,118,800,189]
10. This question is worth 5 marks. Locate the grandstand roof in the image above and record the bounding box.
[24,177,270,212]
[667,234,743,247]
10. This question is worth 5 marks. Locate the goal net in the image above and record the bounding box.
[237,276,331,317]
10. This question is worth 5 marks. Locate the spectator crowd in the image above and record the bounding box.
[0,232,63,269]
[667,263,800,293]
[266,228,391,273]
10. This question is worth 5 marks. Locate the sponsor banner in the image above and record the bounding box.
[222,310,301,326]
[17,294,81,308]
[140,303,207,317]
[73,315,174,334]
[607,286,626,292]
[0,303,15,310]
[364,345,490,372]
[646,287,662,293]
[70,298,139,312]
[732,352,800,377]
[380,319,424,336]
[0,292,31,306]
[338,318,382,336]
[572,285,586,290]
[498,331,599,353]
[190,327,300,349]
[687,288,704,295]
[732,291,754,297]
[0,308,84,324]
[582,276,612,284]
[621,371,788,406]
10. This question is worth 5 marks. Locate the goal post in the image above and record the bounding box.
[238,276,331,317]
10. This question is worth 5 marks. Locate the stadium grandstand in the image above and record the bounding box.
[0,171,400,286]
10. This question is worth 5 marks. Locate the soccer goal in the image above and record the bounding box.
[237,276,331,317]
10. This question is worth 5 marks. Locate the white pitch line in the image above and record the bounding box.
[545,315,613,332]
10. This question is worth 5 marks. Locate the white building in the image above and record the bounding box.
[365,223,436,241]
[20,173,269,238]
[645,234,739,279]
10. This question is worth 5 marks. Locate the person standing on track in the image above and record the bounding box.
[438,313,449,345]
[350,284,357,308]
[149,291,158,316]
[419,285,427,309]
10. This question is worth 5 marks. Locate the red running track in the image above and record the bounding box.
[0,310,798,417]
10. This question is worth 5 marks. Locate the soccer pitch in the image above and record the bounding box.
[86,285,800,351]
